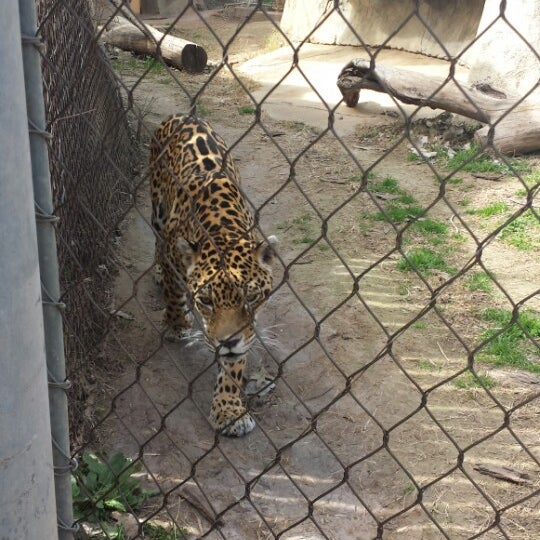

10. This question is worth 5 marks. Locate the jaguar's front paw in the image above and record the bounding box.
[209,404,256,437]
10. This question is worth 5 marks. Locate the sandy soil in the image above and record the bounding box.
[93,9,540,540]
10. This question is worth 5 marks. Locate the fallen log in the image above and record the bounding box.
[103,18,207,73]
[337,58,540,155]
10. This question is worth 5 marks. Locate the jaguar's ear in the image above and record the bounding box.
[176,238,199,272]
[256,235,278,266]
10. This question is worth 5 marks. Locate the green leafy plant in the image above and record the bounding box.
[72,452,157,527]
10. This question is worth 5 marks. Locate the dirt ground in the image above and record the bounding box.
[95,9,539,540]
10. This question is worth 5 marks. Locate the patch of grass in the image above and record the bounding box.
[416,360,439,371]
[292,214,312,232]
[238,106,256,115]
[448,177,463,185]
[397,193,417,204]
[350,171,376,182]
[458,198,472,207]
[112,55,165,74]
[196,102,211,116]
[452,370,495,389]
[451,232,468,243]
[398,283,409,296]
[466,271,493,293]
[293,236,315,245]
[411,219,449,236]
[318,244,330,252]
[397,248,456,275]
[446,145,528,174]
[375,204,425,223]
[407,151,422,162]
[412,321,428,329]
[467,201,509,217]
[478,308,540,373]
[369,176,400,194]
[500,210,540,251]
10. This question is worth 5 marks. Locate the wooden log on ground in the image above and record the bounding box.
[104,18,207,73]
[337,58,540,155]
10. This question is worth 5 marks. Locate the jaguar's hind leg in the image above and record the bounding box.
[160,260,193,342]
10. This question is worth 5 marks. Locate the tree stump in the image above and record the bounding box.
[104,19,207,73]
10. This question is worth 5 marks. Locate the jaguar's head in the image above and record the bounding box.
[178,235,278,357]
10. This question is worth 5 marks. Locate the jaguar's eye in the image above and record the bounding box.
[197,295,213,307]
[246,291,260,304]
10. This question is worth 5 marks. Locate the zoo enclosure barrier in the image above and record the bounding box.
[7,0,540,539]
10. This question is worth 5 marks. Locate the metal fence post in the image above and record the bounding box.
[0,1,58,539]
[18,0,75,538]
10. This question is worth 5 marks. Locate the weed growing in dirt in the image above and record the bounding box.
[500,210,540,251]
[445,145,528,174]
[278,214,319,245]
[411,218,449,236]
[350,171,376,183]
[467,201,509,217]
[452,370,495,390]
[112,55,165,75]
[416,360,439,371]
[466,271,493,293]
[412,321,428,329]
[196,102,211,116]
[293,236,315,245]
[515,169,540,195]
[238,106,256,115]
[458,198,472,207]
[478,308,540,373]
[375,204,425,223]
[397,248,456,275]
[407,151,422,162]
[368,176,400,193]
[72,452,157,539]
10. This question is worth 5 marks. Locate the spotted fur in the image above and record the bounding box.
[150,114,277,436]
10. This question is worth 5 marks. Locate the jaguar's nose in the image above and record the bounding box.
[219,337,240,350]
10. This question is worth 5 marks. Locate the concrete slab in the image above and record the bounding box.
[237,43,470,136]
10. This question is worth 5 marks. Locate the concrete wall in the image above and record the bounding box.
[463,0,540,97]
[281,0,485,59]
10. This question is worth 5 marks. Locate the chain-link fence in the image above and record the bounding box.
[7,0,540,539]
[37,0,139,442]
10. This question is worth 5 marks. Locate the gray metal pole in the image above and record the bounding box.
[0,1,58,539]
[18,0,75,538]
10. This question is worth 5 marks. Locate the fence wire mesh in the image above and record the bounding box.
[37,0,139,442]
[35,0,539,538]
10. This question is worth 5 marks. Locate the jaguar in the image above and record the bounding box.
[149,114,277,436]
